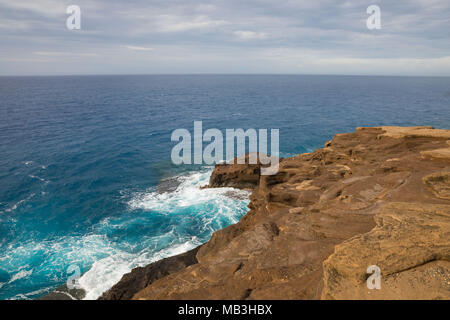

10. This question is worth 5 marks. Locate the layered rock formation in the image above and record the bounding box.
[206,153,263,189]
[103,126,450,300]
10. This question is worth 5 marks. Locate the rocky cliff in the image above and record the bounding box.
[102,126,450,300]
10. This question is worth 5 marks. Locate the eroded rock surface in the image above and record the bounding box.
[322,202,450,299]
[103,126,450,300]
[206,154,262,189]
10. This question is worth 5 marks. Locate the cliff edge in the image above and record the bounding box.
[102,126,450,300]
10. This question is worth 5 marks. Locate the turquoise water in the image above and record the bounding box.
[0,75,449,299]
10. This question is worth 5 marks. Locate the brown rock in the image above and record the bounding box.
[206,154,262,189]
[101,126,450,300]
[322,202,450,300]
[369,126,450,139]
[421,148,450,162]
[423,172,450,199]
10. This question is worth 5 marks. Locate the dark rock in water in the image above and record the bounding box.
[99,245,202,300]
[40,284,86,300]
[156,176,182,193]
[207,153,282,190]
[207,154,262,189]
[224,190,250,200]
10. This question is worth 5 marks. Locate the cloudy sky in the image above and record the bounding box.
[0,0,449,76]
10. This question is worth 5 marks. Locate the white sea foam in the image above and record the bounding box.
[20,286,54,299]
[77,169,250,300]
[10,294,31,300]
[78,251,134,300]
[128,168,249,214]
[78,238,200,300]
[2,168,249,300]
[9,269,33,283]
[5,193,35,213]
[28,175,49,184]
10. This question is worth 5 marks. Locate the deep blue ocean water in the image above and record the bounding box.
[0,75,449,299]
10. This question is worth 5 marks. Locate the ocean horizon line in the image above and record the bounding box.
[1,73,450,78]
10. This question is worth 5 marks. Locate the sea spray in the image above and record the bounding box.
[75,168,250,299]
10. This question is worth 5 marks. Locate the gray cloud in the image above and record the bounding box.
[0,0,449,75]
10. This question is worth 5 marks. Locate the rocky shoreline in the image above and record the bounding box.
[60,126,450,300]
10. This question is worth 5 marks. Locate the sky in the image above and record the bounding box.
[0,0,449,76]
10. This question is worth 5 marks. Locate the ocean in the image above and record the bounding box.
[0,75,449,300]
